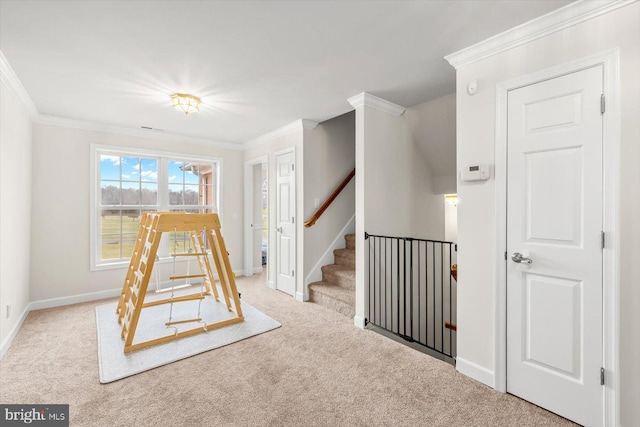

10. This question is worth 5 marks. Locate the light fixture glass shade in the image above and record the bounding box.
[171,93,200,115]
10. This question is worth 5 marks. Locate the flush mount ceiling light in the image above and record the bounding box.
[171,93,201,115]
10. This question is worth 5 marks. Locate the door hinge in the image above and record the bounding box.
[601,231,605,249]
[601,94,606,114]
[292,216,295,224]
[505,251,507,261]
[292,270,295,277]
[601,367,605,385]
[291,164,295,171]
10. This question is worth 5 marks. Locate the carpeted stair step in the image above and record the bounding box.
[321,264,355,289]
[345,233,356,250]
[333,248,355,268]
[308,282,355,318]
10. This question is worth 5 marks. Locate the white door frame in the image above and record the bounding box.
[494,49,620,426]
[244,156,268,277]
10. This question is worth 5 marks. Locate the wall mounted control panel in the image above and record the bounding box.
[461,164,489,182]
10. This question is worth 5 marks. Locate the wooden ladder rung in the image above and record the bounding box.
[142,293,206,308]
[171,252,208,257]
[169,274,206,280]
[155,284,192,294]
[165,318,202,326]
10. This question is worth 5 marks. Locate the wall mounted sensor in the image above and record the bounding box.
[467,80,478,95]
[461,164,489,181]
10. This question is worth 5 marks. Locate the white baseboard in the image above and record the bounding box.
[456,357,495,388]
[0,303,31,361]
[353,315,366,329]
[253,267,264,274]
[305,214,356,286]
[295,291,306,302]
[268,280,276,289]
[30,288,122,311]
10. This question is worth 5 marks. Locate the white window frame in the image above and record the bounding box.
[90,144,223,271]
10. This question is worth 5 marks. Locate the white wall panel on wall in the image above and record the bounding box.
[0,80,33,352]
[30,124,245,301]
[303,112,355,287]
[452,4,639,425]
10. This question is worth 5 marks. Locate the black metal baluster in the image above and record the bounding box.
[449,243,453,357]
[409,239,414,340]
[432,241,436,349]
[441,243,444,353]
[417,240,421,345]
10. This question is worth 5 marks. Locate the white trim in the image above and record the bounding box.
[347,92,406,117]
[456,357,495,388]
[0,303,31,361]
[0,51,38,119]
[494,49,620,426]
[30,288,121,311]
[445,0,636,69]
[353,315,366,329]
[268,280,276,290]
[304,214,356,286]
[36,114,242,150]
[244,156,268,277]
[295,291,305,302]
[243,119,318,150]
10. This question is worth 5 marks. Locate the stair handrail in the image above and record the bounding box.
[304,168,355,228]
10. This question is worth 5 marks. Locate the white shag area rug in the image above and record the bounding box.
[95,288,280,383]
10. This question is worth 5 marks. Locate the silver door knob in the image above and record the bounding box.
[511,252,533,265]
[276,227,283,233]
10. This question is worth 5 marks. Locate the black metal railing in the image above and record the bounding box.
[365,232,457,364]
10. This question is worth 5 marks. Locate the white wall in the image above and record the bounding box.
[30,124,245,302]
[362,106,444,239]
[454,4,640,425]
[354,101,445,326]
[303,112,355,288]
[252,163,263,270]
[0,80,33,353]
[244,127,305,297]
[444,198,457,244]
[404,93,457,194]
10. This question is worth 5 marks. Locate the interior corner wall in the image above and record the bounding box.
[355,104,445,324]
[30,124,245,302]
[0,80,33,350]
[404,92,457,195]
[454,4,639,425]
[244,128,305,296]
[362,106,444,240]
[303,112,355,285]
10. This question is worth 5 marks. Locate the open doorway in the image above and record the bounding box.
[244,157,268,278]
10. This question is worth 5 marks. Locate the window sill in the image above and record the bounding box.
[91,256,194,272]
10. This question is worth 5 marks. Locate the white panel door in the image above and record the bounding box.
[275,151,296,296]
[507,66,603,426]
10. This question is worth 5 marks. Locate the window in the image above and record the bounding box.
[91,145,221,270]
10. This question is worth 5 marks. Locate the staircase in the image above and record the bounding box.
[308,234,355,318]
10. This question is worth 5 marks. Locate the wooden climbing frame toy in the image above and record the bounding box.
[116,212,243,353]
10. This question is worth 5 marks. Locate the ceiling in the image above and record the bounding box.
[0,0,573,146]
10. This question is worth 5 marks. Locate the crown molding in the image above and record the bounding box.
[347,92,406,116]
[34,114,244,151]
[445,0,637,69]
[242,118,319,150]
[0,51,39,119]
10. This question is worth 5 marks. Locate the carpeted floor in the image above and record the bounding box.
[0,271,576,426]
